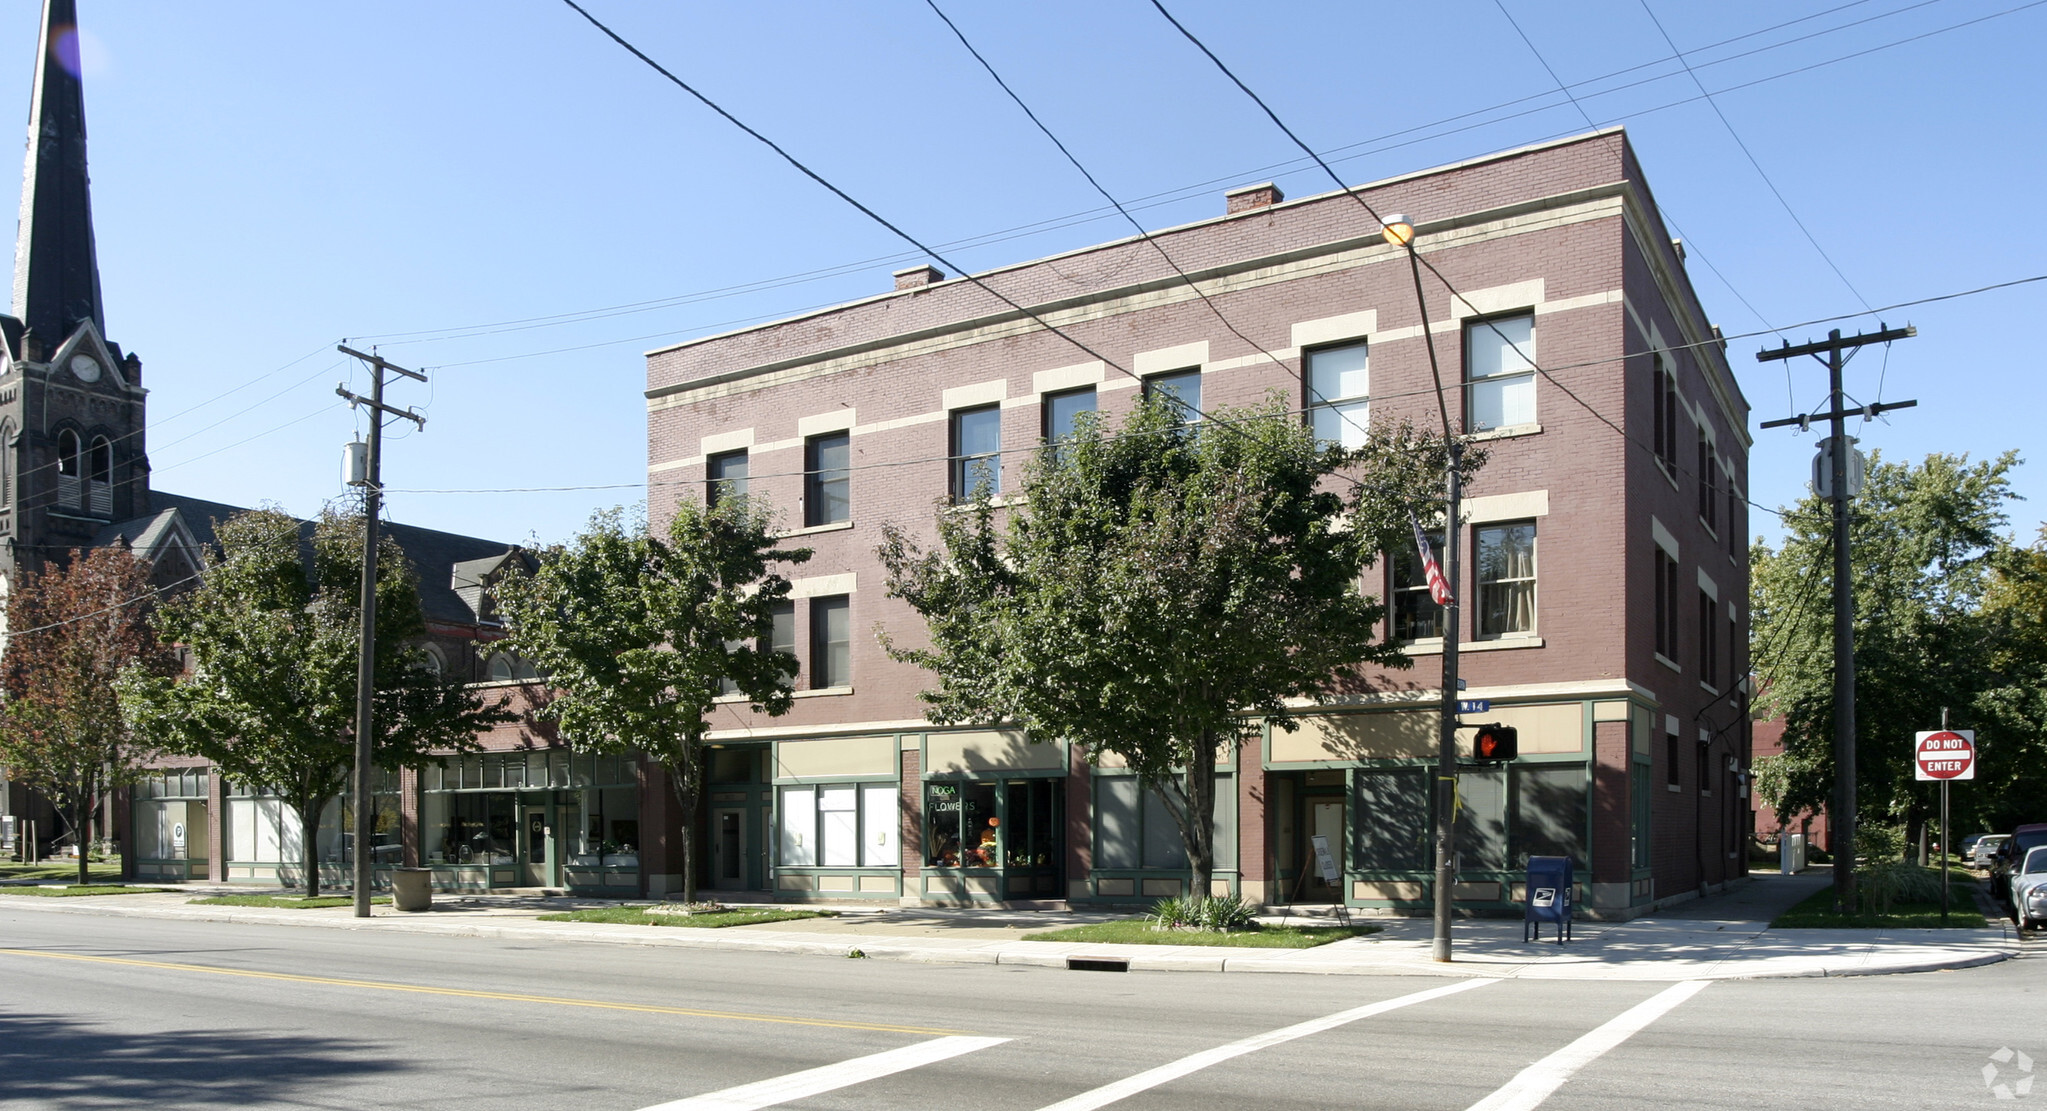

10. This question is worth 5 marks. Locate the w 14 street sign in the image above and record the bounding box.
[1914,730,1976,781]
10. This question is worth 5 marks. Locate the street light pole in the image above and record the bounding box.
[1383,214,1462,962]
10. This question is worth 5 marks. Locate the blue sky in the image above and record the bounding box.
[3,0,2041,550]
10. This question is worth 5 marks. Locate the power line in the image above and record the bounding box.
[350,0,1994,358]
[1635,0,1873,312]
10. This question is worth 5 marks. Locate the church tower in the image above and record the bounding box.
[0,0,150,583]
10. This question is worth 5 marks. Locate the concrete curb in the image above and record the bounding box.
[0,893,2020,981]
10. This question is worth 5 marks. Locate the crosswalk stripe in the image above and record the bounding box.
[1464,979,1712,1111]
[636,1034,1011,1111]
[1032,978,1500,1111]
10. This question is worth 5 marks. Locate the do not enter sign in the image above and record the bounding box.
[1914,730,1976,781]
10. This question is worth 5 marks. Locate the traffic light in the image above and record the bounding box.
[1473,723,1519,762]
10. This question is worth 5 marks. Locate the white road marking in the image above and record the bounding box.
[1464,979,1712,1111]
[637,1034,1011,1111]
[1032,978,1500,1111]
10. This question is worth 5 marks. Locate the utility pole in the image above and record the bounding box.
[1757,324,1915,914]
[1433,440,1463,961]
[336,345,425,920]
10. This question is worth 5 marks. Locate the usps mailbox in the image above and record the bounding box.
[1524,855,1574,943]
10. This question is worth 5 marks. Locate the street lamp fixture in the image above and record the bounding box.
[1381,214,1415,247]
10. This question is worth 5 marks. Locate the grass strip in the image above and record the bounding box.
[1021,918,1381,948]
[536,906,835,928]
[0,863,125,883]
[189,894,393,909]
[0,884,171,897]
[1771,885,1988,929]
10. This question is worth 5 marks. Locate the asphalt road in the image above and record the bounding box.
[0,908,2036,1110]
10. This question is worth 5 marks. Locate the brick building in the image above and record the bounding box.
[641,128,1752,917]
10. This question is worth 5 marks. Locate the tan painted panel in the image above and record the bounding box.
[1354,881,1424,900]
[1453,882,1503,901]
[1632,706,1653,758]
[1141,878,1184,897]
[1274,711,1439,762]
[1097,878,1134,896]
[924,876,959,897]
[859,875,896,894]
[1592,700,1629,722]
[778,874,816,891]
[776,735,896,779]
[925,730,1064,774]
[819,875,856,892]
[966,876,1002,896]
[1209,880,1232,898]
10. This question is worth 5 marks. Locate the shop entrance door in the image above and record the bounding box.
[522,802,555,887]
[1308,799,1345,902]
[711,808,747,890]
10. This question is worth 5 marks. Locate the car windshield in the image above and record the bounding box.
[2022,846,2047,875]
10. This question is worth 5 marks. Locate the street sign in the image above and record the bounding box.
[1457,699,1490,714]
[1914,729,1976,781]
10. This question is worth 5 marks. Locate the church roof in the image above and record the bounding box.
[144,490,520,627]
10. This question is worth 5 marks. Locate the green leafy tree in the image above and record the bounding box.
[880,393,1473,900]
[1972,527,2047,830]
[490,500,810,904]
[1750,451,2021,845]
[0,546,179,884]
[120,508,509,896]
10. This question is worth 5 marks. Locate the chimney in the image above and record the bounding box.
[1226,182,1284,214]
[894,264,945,291]
[1671,237,1687,263]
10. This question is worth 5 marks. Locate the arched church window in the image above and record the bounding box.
[55,428,81,508]
[86,436,112,516]
[421,644,446,678]
[0,420,13,508]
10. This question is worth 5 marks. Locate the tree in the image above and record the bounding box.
[1750,450,2022,847]
[490,499,810,905]
[120,507,509,896]
[880,392,1473,900]
[1971,527,2047,831]
[0,546,179,884]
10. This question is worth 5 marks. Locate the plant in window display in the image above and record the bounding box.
[884,394,1477,902]
[492,499,811,904]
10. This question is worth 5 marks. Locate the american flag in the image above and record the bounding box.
[1411,513,1453,606]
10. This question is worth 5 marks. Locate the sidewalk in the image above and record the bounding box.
[2,870,2020,981]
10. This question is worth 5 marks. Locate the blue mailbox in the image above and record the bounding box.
[1524,856,1574,943]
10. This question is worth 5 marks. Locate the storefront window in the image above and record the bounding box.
[925,781,997,868]
[778,783,897,869]
[133,770,210,861]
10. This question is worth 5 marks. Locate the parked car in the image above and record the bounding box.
[2008,846,2047,931]
[1959,832,1991,858]
[1990,824,2047,902]
[1973,834,2011,869]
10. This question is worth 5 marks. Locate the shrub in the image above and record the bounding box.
[1152,893,1257,932]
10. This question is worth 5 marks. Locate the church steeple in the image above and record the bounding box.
[11,0,103,347]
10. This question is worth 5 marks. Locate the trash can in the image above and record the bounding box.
[392,867,434,913]
[1524,856,1574,943]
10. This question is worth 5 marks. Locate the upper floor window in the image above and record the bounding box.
[1390,530,1444,642]
[1143,369,1202,424]
[1464,313,1535,432]
[1724,464,1741,556]
[1043,387,1096,461]
[1475,522,1536,639]
[1698,589,1719,691]
[1305,341,1369,449]
[707,449,748,508]
[810,595,851,689]
[1653,548,1680,663]
[1652,354,1679,473]
[804,432,850,526]
[950,405,1001,501]
[86,435,112,516]
[55,428,81,508]
[1696,427,1716,531]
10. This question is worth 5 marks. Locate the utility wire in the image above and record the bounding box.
[1636,0,1873,313]
[356,0,1977,355]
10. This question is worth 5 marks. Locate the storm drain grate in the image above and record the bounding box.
[1066,956,1130,972]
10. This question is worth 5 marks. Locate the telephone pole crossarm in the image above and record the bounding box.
[1755,324,1916,363]
[334,385,426,431]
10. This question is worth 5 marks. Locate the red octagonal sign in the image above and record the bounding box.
[1914,730,1976,781]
